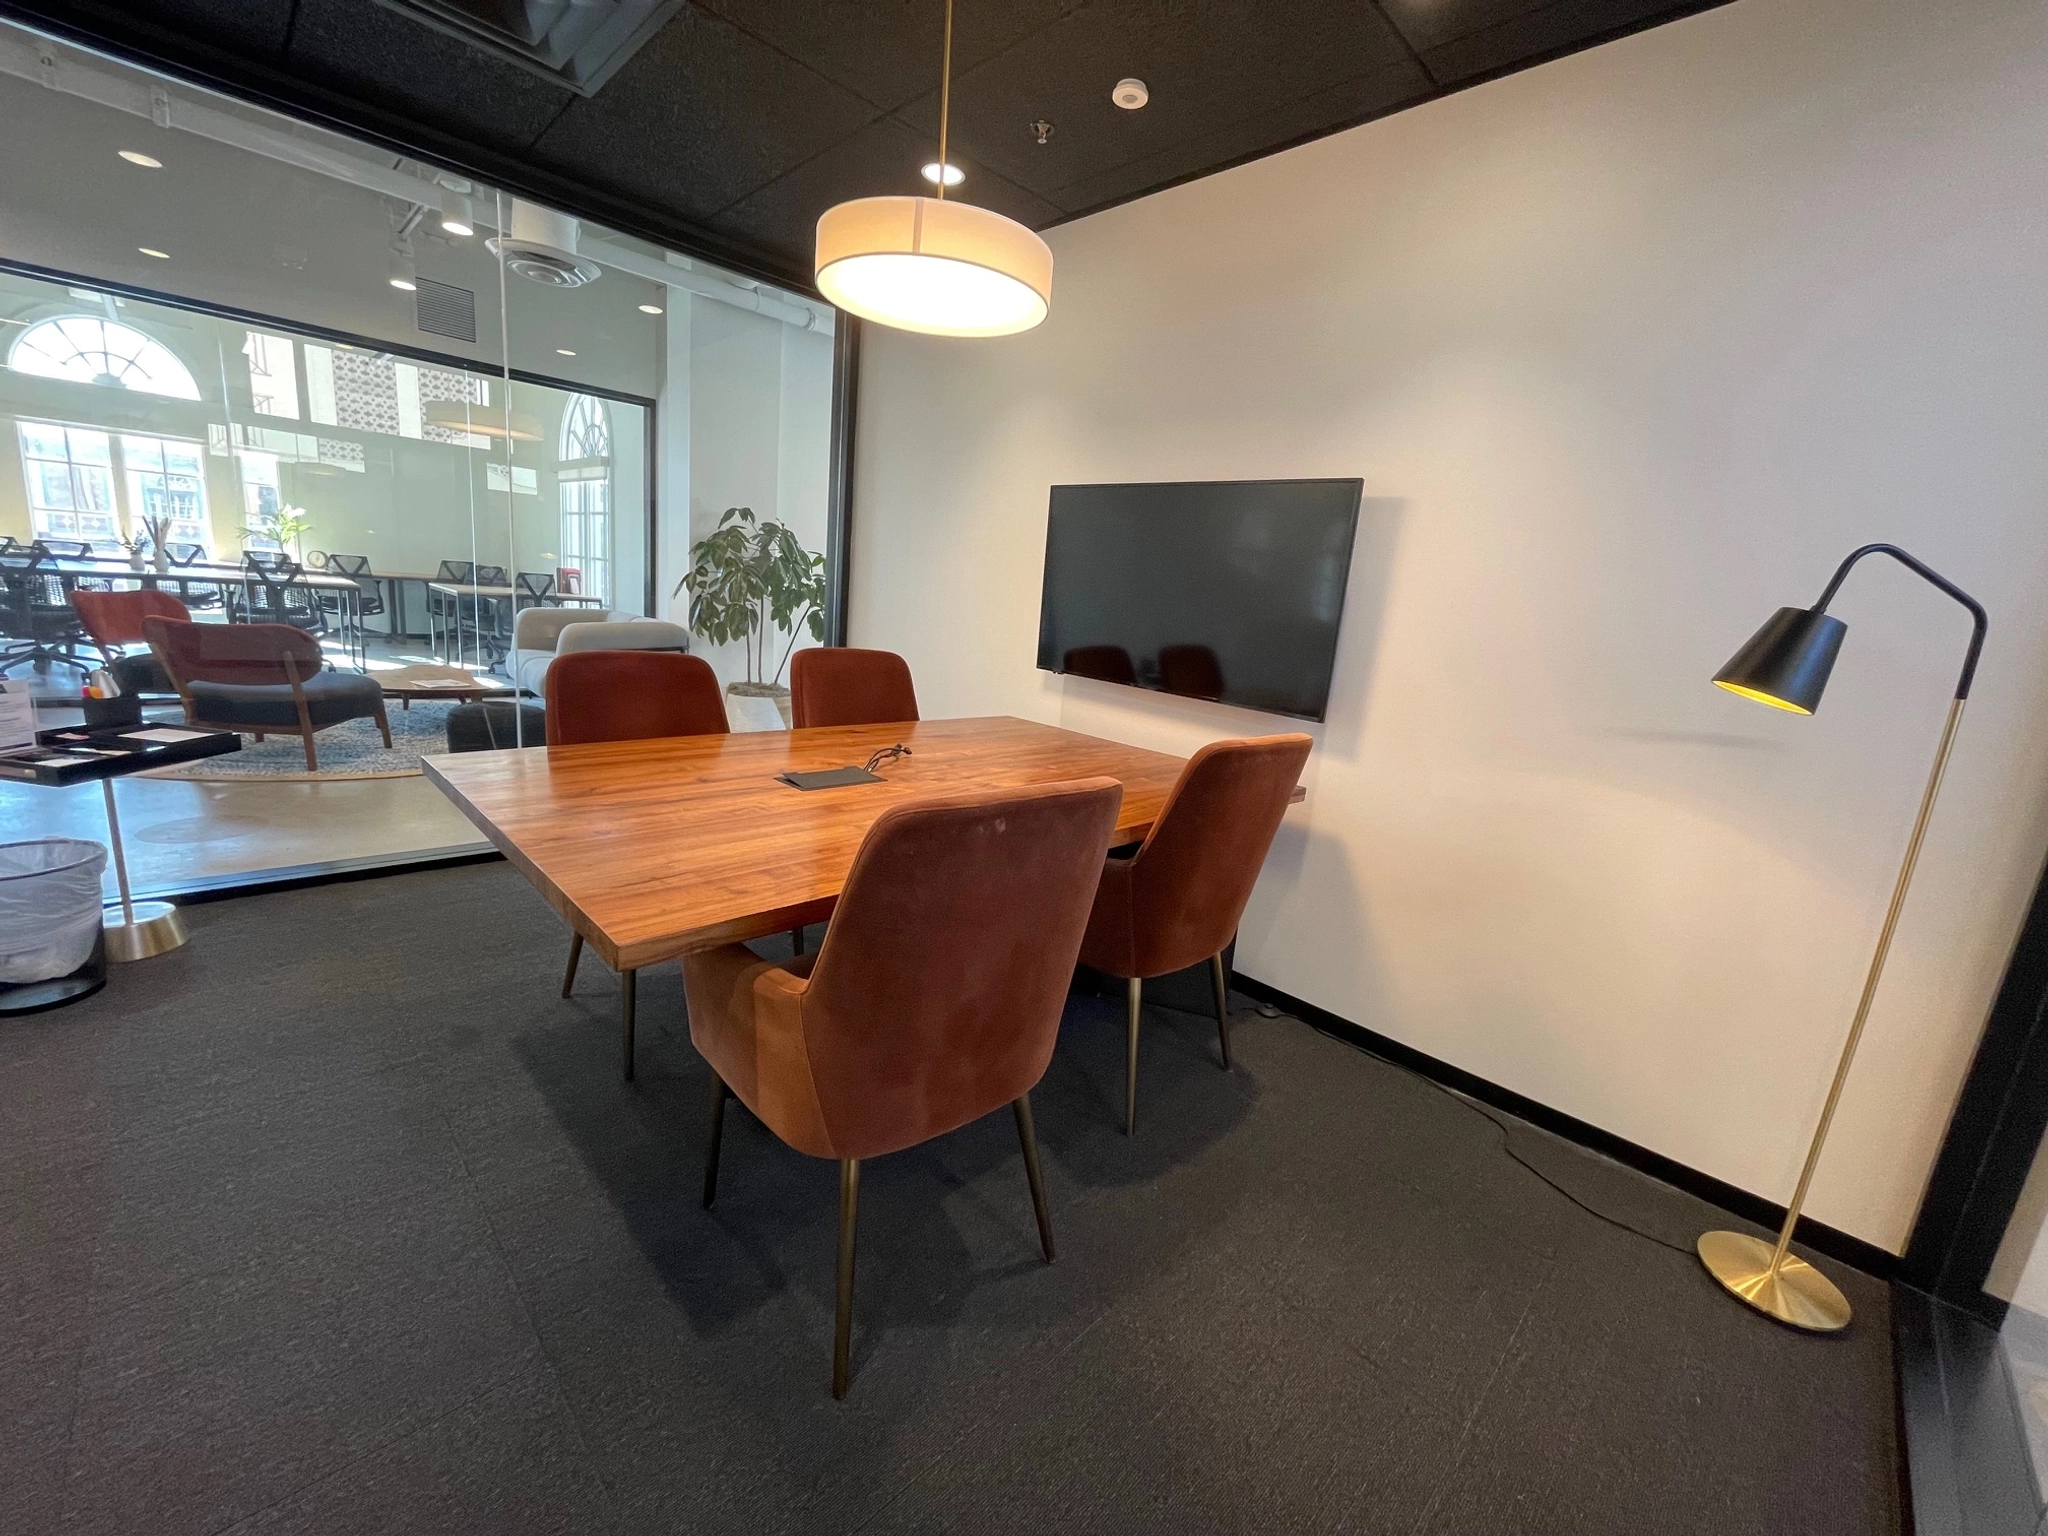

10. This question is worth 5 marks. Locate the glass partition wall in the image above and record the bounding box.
[0,16,837,894]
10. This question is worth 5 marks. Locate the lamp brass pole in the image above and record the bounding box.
[1701,544,1987,1331]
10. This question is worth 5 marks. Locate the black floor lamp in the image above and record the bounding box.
[1703,543,1988,1330]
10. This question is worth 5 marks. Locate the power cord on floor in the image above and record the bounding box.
[1271,1004,1701,1259]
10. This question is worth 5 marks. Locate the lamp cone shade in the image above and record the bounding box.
[815,196,1052,337]
[1713,606,1847,714]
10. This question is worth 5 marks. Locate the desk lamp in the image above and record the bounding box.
[1702,543,1987,1330]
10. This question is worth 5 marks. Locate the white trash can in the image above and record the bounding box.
[0,838,109,984]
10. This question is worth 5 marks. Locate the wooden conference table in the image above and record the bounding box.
[424,715,1232,1079]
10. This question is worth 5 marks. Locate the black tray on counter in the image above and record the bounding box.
[0,723,241,786]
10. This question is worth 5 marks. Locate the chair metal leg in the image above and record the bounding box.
[791,925,804,956]
[561,932,583,997]
[621,968,637,1083]
[833,1157,860,1399]
[1210,951,1233,1070]
[703,1071,728,1208]
[1126,976,1142,1137]
[1014,1095,1055,1262]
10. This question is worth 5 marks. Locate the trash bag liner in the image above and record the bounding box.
[0,838,107,984]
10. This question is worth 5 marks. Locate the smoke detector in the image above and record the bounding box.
[1112,78,1148,110]
[486,200,600,288]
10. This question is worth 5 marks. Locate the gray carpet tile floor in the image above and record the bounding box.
[1,861,1900,1535]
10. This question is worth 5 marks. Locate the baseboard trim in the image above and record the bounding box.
[1230,973,1899,1281]
[145,845,505,906]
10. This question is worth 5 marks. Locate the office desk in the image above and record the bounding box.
[423,716,1203,1078]
[424,582,605,664]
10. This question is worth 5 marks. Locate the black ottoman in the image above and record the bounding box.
[446,699,547,753]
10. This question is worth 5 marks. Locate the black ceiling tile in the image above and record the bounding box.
[1047,61,1430,216]
[694,0,1079,114]
[1376,0,1563,53]
[286,0,574,151]
[889,0,1422,206]
[129,0,298,53]
[1410,0,1715,84]
[714,117,1062,267]
[532,7,881,223]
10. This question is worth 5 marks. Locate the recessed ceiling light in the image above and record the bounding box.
[556,348,576,356]
[1112,77,1149,110]
[920,161,965,187]
[137,247,170,260]
[638,303,663,314]
[119,150,162,169]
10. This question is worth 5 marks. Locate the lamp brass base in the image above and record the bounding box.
[103,902,187,962]
[1697,1230,1851,1331]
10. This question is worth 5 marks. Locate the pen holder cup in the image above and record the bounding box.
[82,695,144,730]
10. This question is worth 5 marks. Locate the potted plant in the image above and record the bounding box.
[244,504,313,564]
[674,507,825,727]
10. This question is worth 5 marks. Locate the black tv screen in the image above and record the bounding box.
[1036,478,1362,722]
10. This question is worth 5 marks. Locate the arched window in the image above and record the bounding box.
[7,316,201,400]
[558,394,612,604]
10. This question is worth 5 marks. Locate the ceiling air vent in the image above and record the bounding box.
[415,279,477,342]
[371,0,682,96]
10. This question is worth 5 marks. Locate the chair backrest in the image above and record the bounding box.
[512,606,613,654]
[1063,645,1137,686]
[544,651,727,744]
[436,560,475,583]
[243,550,296,575]
[515,571,555,600]
[165,542,207,566]
[789,647,919,728]
[554,619,690,656]
[33,539,91,561]
[1119,734,1313,976]
[473,564,508,587]
[326,553,372,577]
[144,617,323,688]
[69,588,191,649]
[796,779,1123,1159]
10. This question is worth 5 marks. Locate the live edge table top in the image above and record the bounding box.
[422,716,1203,973]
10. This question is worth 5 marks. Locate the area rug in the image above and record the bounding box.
[140,700,463,782]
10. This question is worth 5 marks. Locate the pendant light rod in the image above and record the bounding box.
[936,0,954,202]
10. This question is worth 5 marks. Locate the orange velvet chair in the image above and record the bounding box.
[545,649,729,1075]
[544,649,727,745]
[789,646,919,728]
[687,777,1122,1397]
[69,588,189,694]
[1079,733,1313,1134]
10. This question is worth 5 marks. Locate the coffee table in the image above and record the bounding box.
[376,664,510,709]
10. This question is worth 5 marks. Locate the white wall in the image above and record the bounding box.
[678,297,835,691]
[849,0,2048,1252]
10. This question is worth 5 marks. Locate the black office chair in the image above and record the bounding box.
[457,566,510,661]
[232,558,326,634]
[515,571,556,608]
[159,543,220,611]
[0,553,91,675]
[430,560,475,661]
[322,554,387,622]
[32,539,92,561]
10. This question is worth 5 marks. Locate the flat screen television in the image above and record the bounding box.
[1036,478,1362,722]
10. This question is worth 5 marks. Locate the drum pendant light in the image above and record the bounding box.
[814,0,1052,337]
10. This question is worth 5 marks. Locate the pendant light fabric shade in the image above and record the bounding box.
[1713,606,1847,714]
[815,195,1052,338]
